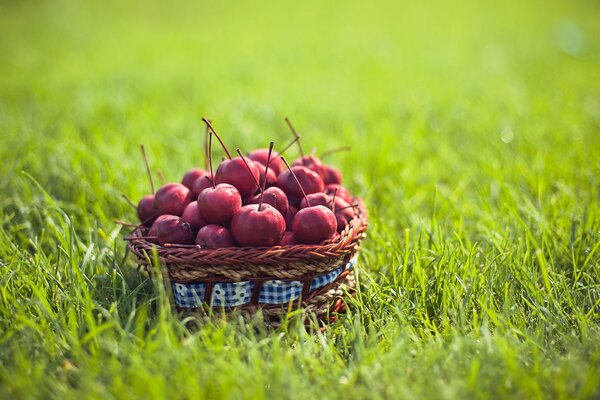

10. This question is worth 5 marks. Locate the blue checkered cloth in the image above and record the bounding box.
[172,256,357,308]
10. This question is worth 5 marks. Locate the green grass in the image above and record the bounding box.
[1,0,600,398]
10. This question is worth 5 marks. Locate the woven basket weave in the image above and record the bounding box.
[127,199,368,322]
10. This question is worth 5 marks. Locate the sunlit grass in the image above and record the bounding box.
[1,0,599,398]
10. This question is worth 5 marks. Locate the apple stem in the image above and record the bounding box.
[208,131,215,189]
[275,136,300,159]
[140,144,155,194]
[335,203,359,212]
[257,142,274,211]
[280,156,311,207]
[284,117,305,160]
[320,145,351,160]
[236,148,261,183]
[121,193,137,210]
[203,118,210,170]
[331,187,338,213]
[202,117,232,160]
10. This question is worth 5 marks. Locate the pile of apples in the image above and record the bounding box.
[135,118,358,248]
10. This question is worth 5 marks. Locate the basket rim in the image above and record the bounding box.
[126,199,368,281]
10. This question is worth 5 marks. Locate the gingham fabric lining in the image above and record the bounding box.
[172,256,357,308]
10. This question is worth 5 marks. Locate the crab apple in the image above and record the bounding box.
[157,216,194,245]
[181,168,207,190]
[195,224,234,249]
[325,184,352,204]
[248,186,289,217]
[191,174,213,197]
[284,205,297,231]
[299,193,331,210]
[292,155,324,176]
[215,157,260,197]
[322,165,342,185]
[292,205,337,244]
[231,203,285,247]
[181,201,207,231]
[148,215,178,239]
[279,231,297,246]
[153,183,193,216]
[248,149,284,175]
[197,183,242,225]
[276,166,324,199]
[254,161,278,188]
[137,194,157,227]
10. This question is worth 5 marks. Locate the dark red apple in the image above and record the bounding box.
[248,186,289,217]
[325,184,352,204]
[215,157,261,197]
[322,165,342,185]
[284,206,297,231]
[153,183,193,216]
[181,168,207,190]
[157,216,194,245]
[192,175,213,197]
[197,183,242,225]
[292,205,337,244]
[137,194,157,227]
[231,203,285,247]
[181,201,207,231]
[276,166,324,199]
[195,224,235,249]
[279,231,297,246]
[248,149,284,175]
[298,193,331,210]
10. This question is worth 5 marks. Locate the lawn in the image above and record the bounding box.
[1,0,599,398]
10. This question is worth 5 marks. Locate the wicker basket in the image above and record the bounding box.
[127,199,368,323]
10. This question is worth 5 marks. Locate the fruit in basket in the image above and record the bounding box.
[153,183,193,216]
[322,165,342,185]
[129,117,360,249]
[192,175,214,197]
[299,192,330,210]
[156,216,194,245]
[279,231,297,246]
[195,224,235,248]
[325,184,352,204]
[181,201,207,231]
[231,143,286,246]
[293,205,337,244]
[284,205,297,231]
[255,161,278,188]
[249,148,284,175]
[248,186,289,217]
[215,157,261,197]
[276,166,324,199]
[198,183,242,224]
[181,168,207,190]
[137,194,157,227]
[231,203,285,246]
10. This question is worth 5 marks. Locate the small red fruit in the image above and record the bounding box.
[181,201,207,231]
[215,157,261,197]
[181,168,207,190]
[276,166,324,199]
[197,183,242,225]
[157,216,194,245]
[137,194,157,227]
[231,203,285,247]
[292,205,337,244]
[153,183,193,216]
[195,224,235,249]
[279,231,297,246]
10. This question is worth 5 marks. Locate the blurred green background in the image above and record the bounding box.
[1,0,599,398]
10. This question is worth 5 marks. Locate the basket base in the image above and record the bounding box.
[175,270,356,327]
